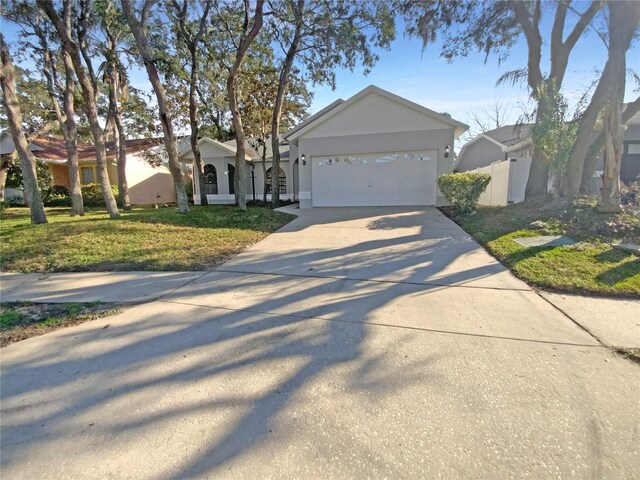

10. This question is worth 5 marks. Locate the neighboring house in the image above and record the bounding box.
[455,125,534,206]
[0,133,178,205]
[455,124,534,173]
[456,106,640,205]
[182,85,468,208]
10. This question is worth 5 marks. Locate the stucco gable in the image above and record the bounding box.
[179,137,251,161]
[288,85,468,141]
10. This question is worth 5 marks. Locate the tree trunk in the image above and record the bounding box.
[121,0,188,213]
[270,0,304,207]
[225,0,264,210]
[579,96,640,192]
[105,36,130,210]
[38,0,119,218]
[598,101,623,212]
[525,104,550,199]
[61,50,84,216]
[563,68,615,196]
[0,35,47,224]
[42,43,84,216]
[565,2,640,197]
[596,1,638,211]
[511,0,600,201]
[189,49,207,206]
[227,72,247,209]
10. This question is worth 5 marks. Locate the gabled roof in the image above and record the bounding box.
[223,136,290,162]
[3,136,165,162]
[179,137,253,161]
[286,85,469,141]
[624,102,640,125]
[456,124,534,168]
[283,98,344,140]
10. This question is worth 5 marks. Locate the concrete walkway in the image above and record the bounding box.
[1,207,638,479]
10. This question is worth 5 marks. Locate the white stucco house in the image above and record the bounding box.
[183,85,469,208]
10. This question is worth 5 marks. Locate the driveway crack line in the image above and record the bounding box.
[157,298,604,349]
[211,268,532,292]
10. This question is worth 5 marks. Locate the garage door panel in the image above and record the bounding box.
[312,151,437,207]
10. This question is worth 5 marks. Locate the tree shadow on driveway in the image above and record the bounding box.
[0,209,567,478]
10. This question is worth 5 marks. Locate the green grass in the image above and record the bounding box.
[444,198,640,298]
[0,301,120,346]
[0,205,295,272]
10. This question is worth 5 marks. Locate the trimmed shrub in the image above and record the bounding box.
[81,183,119,207]
[44,185,72,207]
[437,172,491,216]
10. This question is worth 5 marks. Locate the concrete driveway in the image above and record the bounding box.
[1,207,638,479]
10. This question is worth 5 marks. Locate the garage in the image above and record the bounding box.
[311,150,437,206]
[284,85,469,208]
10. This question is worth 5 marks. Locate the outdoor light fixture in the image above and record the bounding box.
[301,154,306,165]
[444,145,450,158]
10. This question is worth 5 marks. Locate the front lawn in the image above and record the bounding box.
[0,206,295,272]
[444,198,640,297]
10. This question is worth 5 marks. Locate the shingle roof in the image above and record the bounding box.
[482,124,534,147]
[29,137,165,162]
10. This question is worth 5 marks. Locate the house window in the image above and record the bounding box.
[227,164,235,195]
[266,167,286,194]
[203,164,218,195]
[625,142,640,155]
[316,152,432,166]
[81,166,95,184]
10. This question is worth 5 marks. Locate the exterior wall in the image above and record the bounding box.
[456,138,504,172]
[296,128,455,208]
[472,158,531,206]
[0,134,16,155]
[194,156,296,204]
[624,123,640,141]
[46,156,176,205]
[126,154,176,205]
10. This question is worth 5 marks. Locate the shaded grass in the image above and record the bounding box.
[0,206,295,272]
[0,302,120,347]
[443,199,640,298]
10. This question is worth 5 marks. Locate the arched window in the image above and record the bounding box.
[203,164,218,195]
[266,167,286,194]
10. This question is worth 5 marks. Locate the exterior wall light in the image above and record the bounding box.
[301,154,306,165]
[444,145,450,158]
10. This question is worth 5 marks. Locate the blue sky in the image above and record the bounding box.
[3,6,639,139]
[307,16,639,130]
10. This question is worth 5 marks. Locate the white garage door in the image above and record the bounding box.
[311,150,438,207]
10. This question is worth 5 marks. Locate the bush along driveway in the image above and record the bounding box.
[0,206,295,272]
[442,198,640,298]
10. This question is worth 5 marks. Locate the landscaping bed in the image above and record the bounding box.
[442,197,640,297]
[0,302,119,347]
[0,205,295,272]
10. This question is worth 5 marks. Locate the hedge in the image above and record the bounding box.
[81,184,120,207]
[437,173,491,216]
